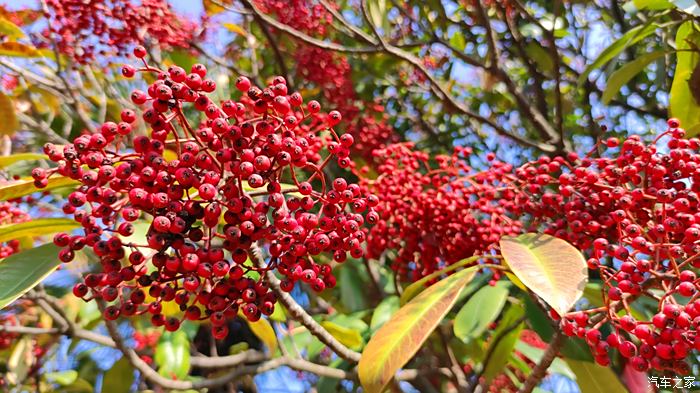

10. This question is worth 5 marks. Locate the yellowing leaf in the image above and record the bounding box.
[321,321,363,350]
[400,256,480,305]
[0,153,47,168]
[359,267,477,393]
[0,218,78,243]
[245,316,278,354]
[0,176,78,201]
[500,234,587,316]
[670,21,700,135]
[0,17,24,39]
[0,41,41,57]
[0,92,18,136]
[223,22,248,36]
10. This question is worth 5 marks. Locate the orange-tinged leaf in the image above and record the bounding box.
[0,17,24,39]
[500,233,588,316]
[0,176,78,201]
[203,0,233,15]
[0,92,18,135]
[359,267,477,393]
[223,22,248,36]
[0,41,41,57]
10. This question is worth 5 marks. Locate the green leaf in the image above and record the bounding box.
[400,256,481,305]
[514,340,575,379]
[0,243,60,309]
[578,23,660,86]
[155,331,190,380]
[367,0,389,32]
[525,42,554,74]
[670,21,700,135]
[0,176,79,201]
[0,17,25,39]
[45,370,78,386]
[321,321,363,350]
[0,153,48,168]
[566,359,629,393]
[359,267,477,393]
[454,281,509,343]
[369,295,399,332]
[0,218,79,243]
[450,32,466,52]
[482,305,525,382]
[500,234,588,316]
[101,357,134,393]
[336,262,369,312]
[634,0,672,10]
[602,50,668,104]
[0,92,18,136]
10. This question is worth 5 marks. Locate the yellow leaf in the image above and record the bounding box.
[359,267,477,393]
[0,92,18,135]
[0,218,80,243]
[0,176,78,201]
[0,17,24,39]
[0,41,41,57]
[244,316,278,354]
[499,233,588,316]
[203,0,233,15]
[320,321,363,350]
[0,153,47,168]
[222,22,248,37]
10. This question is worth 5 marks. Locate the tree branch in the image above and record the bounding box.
[249,242,362,362]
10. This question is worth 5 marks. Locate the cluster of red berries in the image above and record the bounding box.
[485,120,700,373]
[35,47,375,338]
[0,201,29,258]
[41,0,199,62]
[359,143,522,281]
[259,1,398,160]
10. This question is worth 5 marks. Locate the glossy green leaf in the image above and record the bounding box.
[0,218,79,243]
[101,357,134,393]
[0,176,78,201]
[454,281,509,342]
[602,50,668,104]
[482,305,525,382]
[500,234,587,316]
[450,32,466,52]
[670,21,700,135]
[567,359,628,393]
[0,153,48,168]
[0,17,24,39]
[369,295,399,332]
[336,262,369,312]
[400,256,481,304]
[578,23,660,86]
[155,331,190,380]
[359,267,477,393]
[321,321,363,350]
[0,243,60,309]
